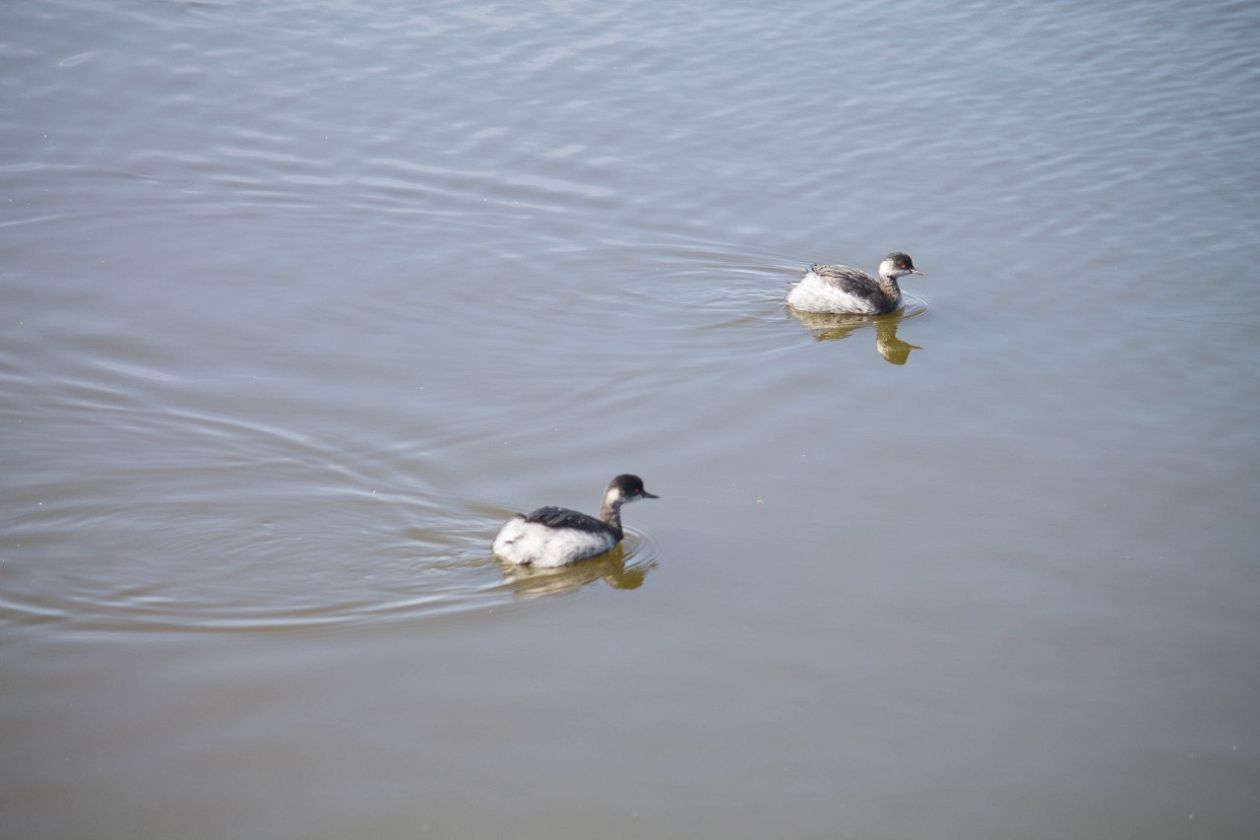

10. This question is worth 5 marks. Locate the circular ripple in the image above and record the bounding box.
[0,491,661,634]
[0,381,663,635]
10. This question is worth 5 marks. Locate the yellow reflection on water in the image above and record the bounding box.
[495,544,652,599]
[788,307,923,365]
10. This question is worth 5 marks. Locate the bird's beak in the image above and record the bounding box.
[640,490,659,499]
[910,269,925,275]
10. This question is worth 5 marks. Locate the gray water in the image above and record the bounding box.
[3,1,1259,837]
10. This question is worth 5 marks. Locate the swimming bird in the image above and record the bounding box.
[786,251,924,315]
[492,474,658,568]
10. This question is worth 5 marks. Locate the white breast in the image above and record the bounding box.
[492,517,618,568]
[786,271,880,314]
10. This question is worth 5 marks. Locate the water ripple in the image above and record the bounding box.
[0,342,668,634]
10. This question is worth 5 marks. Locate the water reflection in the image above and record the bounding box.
[788,308,923,365]
[495,544,653,599]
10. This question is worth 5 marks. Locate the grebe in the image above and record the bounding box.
[786,252,924,315]
[492,474,658,568]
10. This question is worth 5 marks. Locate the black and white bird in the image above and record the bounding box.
[492,474,658,568]
[786,252,924,315]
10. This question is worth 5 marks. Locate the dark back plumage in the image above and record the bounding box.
[522,506,614,535]
[811,262,879,294]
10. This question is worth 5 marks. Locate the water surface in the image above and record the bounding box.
[2,1,1258,837]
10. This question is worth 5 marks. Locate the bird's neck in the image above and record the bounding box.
[878,274,903,303]
[600,498,624,538]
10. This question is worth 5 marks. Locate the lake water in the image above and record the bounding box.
[2,0,1258,837]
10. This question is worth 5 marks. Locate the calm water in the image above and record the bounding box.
[3,0,1259,837]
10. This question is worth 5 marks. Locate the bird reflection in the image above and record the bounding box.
[495,544,652,600]
[788,308,922,365]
